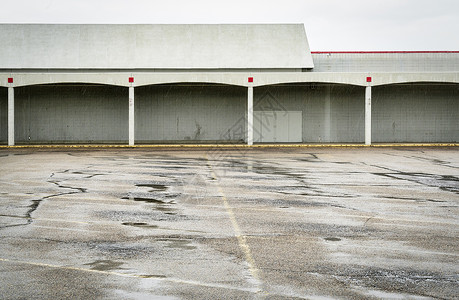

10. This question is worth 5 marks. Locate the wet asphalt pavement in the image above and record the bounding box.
[0,147,458,299]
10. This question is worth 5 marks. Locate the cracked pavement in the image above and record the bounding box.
[0,147,458,299]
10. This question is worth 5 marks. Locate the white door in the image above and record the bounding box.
[254,111,302,143]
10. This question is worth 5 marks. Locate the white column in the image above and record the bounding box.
[128,87,135,146]
[365,86,372,145]
[247,86,253,146]
[8,87,14,146]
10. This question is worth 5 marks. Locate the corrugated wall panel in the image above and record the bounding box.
[373,84,459,143]
[8,83,458,144]
[135,85,246,143]
[312,53,459,72]
[15,85,128,144]
[254,84,365,143]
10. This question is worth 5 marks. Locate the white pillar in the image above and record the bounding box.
[128,87,135,146]
[247,86,253,146]
[365,86,372,145]
[8,87,14,146]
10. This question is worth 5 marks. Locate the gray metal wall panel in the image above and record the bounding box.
[312,53,459,72]
[9,83,457,144]
[15,85,128,143]
[135,85,246,142]
[0,88,6,143]
[254,85,365,143]
[330,85,365,143]
[373,84,459,142]
[288,111,303,142]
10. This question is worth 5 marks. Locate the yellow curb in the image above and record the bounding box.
[0,143,458,149]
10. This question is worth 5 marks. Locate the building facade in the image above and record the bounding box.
[0,24,458,145]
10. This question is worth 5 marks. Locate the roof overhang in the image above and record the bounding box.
[0,24,314,70]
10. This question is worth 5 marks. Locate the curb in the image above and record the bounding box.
[0,143,458,149]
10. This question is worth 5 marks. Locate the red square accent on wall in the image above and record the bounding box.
[366,77,372,82]
[8,78,13,83]
[248,77,253,83]
[129,77,134,83]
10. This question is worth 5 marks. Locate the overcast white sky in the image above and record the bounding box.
[1,0,458,51]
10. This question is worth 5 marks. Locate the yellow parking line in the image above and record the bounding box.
[0,258,259,293]
[205,155,265,295]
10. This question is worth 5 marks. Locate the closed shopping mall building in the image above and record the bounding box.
[0,24,458,145]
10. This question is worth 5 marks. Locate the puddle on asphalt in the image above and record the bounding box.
[135,183,168,191]
[382,196,445,203]
[122,195,178,215]
[84,260,124,271]
[122,222,159,228]
[138,274,167,279]
[375,172,459,194]
[154,165,188,170]
[296,158,319,163]
[71,171,105,178]
[324,237,342,242]
[157,239,197,250]
[122,196,173,205]
[296,153,320,162]
[163,193,181,199]
[153,206,177,215]
[252,165,305,179]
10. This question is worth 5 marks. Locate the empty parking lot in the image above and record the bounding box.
[0,147,458,299]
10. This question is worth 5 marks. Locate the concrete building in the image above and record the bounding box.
[0,24,458,146]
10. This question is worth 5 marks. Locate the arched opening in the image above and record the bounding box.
[135,83,247,143]
[254,83,365,143]
[14,83,128,144]
[0,87,7,144]
[373,82,459,143]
